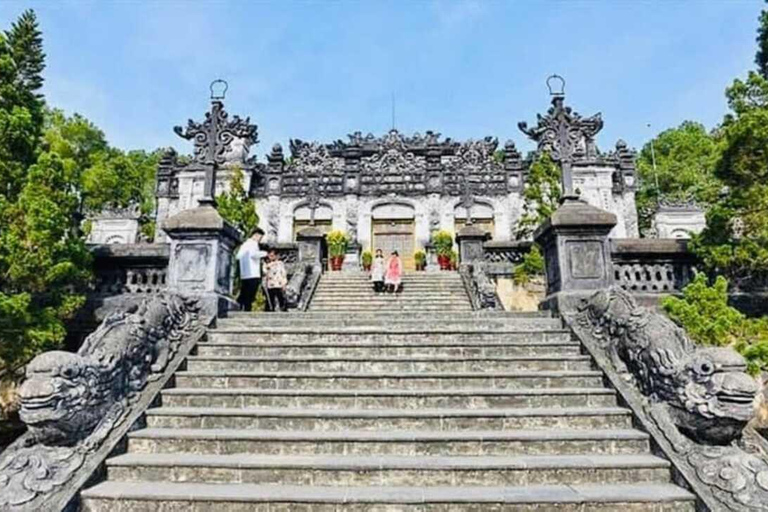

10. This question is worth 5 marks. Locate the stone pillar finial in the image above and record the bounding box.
[296,226,325,266]
[533,198,617,313]
[456,225,489,264]
[162,204,242,317]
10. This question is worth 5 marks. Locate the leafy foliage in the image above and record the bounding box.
[757,6,768,79]
[216,167,259,237]
[362,250,373,266]
[662,273,768,375]
[326,230,349,257]
[513,245,545,286]
[430,230,453,257]
[635,122,721,234]
[515,152,560,239]
[0,9,45,201]
[0,10,161,371]
[691,72,768,284]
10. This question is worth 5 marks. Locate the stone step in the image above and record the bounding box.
[309,296,470,303]
[226,311,552,319]
[126,428,650,457]
[172,370,606,390]
[103,453,673,486]
[205,331,572,344]
[214,319,565,331]
[308,306,474,312]
[160,387,617,409]
[145,406,634,431]
[195,341,582,358]
[184,355,594,373]
[80,482,696,511]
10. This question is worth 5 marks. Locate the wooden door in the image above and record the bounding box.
[372,220,415,271]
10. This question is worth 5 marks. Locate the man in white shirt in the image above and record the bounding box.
[236,227,267,311]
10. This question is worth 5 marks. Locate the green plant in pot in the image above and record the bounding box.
[326,230,349,271]
[362,250,373,271]
[449,249,459,270]
[414,250,426,271]
[431,230,453,270]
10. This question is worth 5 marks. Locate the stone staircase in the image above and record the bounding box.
[309,271,473,312]
[80,274,694,510]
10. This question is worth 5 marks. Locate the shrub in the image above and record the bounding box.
[662,273,768,375]
[326,230,348,258]
[414,250,426,265]
[362,250,373,266]
[513,245,546,285]
[431,230,453,256]
[449,250,459,268]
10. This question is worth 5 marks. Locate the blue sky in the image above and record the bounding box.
[1,0,762,158]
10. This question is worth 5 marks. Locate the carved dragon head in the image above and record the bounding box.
[673,347,759,444]
[18,351,105,443]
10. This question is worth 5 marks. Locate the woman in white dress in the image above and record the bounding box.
[370,249,386,293]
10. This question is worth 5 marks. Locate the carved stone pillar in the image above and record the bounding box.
[296,226,325,266]
[162,204,241,317]
[533,198,617,313]
[456,225,489,264]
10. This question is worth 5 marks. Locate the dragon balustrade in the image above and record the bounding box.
[564,286,768,511]
[0,293,206,512]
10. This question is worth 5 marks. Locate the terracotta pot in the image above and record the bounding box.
[363,263,372,271]
[438,255,451,270]
[330,255,344,271]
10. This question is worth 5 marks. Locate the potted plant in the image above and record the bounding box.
[326,230,348,271]
[414,250,426,271]
[431,230,453,270]
[449,250,459,270]
[362,250,373,271]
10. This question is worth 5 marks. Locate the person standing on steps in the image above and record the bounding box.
[385,250,403,293]
[236,227,267,311]
[265,249,288,312]
[370,248,386,293]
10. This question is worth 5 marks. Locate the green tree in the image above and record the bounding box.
[663,273,768,375]
[0,152,91,369]
[515,152,561,240]
[691,73,768,283]
[756,5,768,79]
[635,121,721,233]
[216,167,259,236]
[0,9,45,201]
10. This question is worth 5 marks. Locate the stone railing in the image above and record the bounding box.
[0,294,208,512]
[460,262,503,310]
[483,240,532,265]
[563,287,767,512]
[261,242,299,272]
[90,243,170,296]
[610,239,696,294]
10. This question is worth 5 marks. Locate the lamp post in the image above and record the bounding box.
[519,75,604,202]
[647,123,660,206]
[174,79,258,207]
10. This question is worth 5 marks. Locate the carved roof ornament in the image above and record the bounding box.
[173,80,258,204]
[288,140,336,176]
[518,75,603,199]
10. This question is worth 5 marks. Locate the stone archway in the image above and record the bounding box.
[454,201,495,239]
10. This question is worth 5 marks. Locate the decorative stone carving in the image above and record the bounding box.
[0,294,201,510]
[565,287,768,511]
[174,102,258,166]
[460,262,501,310]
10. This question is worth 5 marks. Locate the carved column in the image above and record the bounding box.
[163,204,242,317]
[533,198,617,313]
[456,225,489,264]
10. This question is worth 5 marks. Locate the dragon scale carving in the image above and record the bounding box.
[0,294,201,510]
[568,287,768,511]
